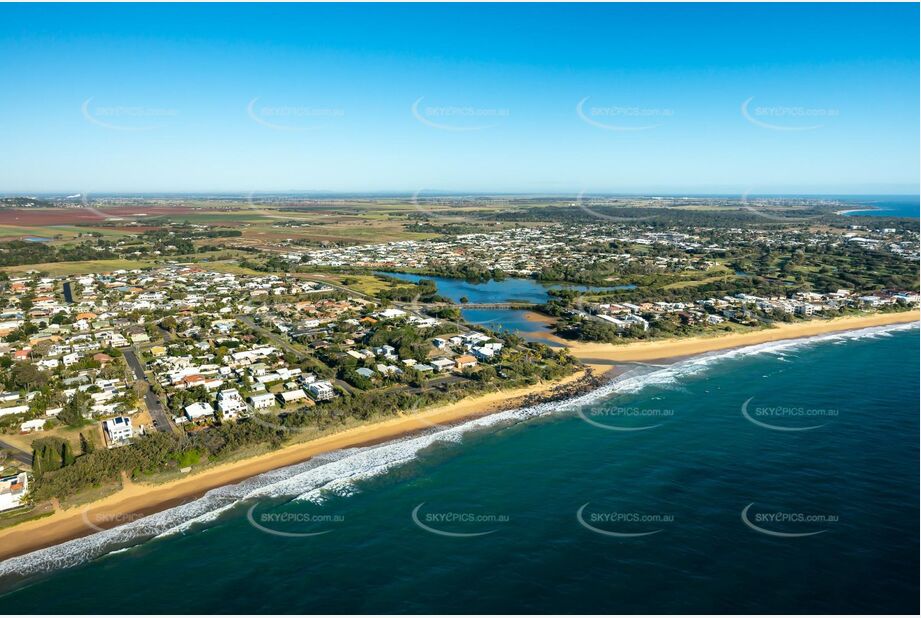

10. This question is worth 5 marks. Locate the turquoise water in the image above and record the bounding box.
[1,325,917,613]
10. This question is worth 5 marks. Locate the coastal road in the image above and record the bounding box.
[122,348,176,434]
[0,439,32,467]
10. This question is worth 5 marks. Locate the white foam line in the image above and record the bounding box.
[1,321,915,580]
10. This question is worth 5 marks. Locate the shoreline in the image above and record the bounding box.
[834,207,879,215]
[1,310,916,564]
[0,371,591,563]
[565,310,918,368]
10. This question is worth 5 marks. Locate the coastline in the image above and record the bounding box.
[0,370,590,563]
[565,310,919,368]
[1,310,917,565]
[834,208,879,215]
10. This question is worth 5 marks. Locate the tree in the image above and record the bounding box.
[59,391,91,427]
[10,363,47,390]
[79,432,95,455]
[61,441,76,467]
[31,437,67,476]
[132,380,149,404]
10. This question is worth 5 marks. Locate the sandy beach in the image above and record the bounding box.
[566,310,919,369]
[0,371,588,562]
[1,310,916,564]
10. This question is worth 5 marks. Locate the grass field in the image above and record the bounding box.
[309,273,399,296]
[0,224,130,242]
[1,258,158,276]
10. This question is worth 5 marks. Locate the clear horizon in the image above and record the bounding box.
[1,3,918,194]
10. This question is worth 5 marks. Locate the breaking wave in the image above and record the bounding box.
[1,321,916,582]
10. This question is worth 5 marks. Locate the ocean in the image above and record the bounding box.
[0,324,917,614]
[835,194,920,218]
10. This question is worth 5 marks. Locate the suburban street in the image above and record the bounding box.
[0,439,32,467]
[121,348,176,434]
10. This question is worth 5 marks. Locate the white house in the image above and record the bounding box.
[184,401,214,421]
[306,381,335,401]
[20,418,47,433]
[216,389,247,418]
[103,416,133,445]
[277,389,308,405]
[430,358,456,372]
[248,393,275,410]
[0,405,29,418]
[0,473,28,512]
[376,308,406,320]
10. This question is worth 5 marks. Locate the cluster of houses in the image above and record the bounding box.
[0,264,507,433]
[291,226,715,276]
[0,266,343,447]
[585,289,920,330]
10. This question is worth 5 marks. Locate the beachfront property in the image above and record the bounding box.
[184,402,214,421]
[455,354,478,369]
[248,393,276,410]
[306,381,335,401]
[216,389,247,418]
[277,388,308,405]
[0,472,29,512]
[103,416,133,446]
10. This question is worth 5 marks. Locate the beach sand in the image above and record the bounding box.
[0,371,587,562]
[1,310,916,563]
[566,310,919,370]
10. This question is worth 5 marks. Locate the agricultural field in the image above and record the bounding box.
[0,258,157,276]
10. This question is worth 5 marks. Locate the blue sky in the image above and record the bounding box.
[0,3,917,195]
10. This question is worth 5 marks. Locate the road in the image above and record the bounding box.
[122,348,176,434]
[0,439,32,467]
[422,302,537,310]
[239,316,307,358]
[238,316,357,395]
